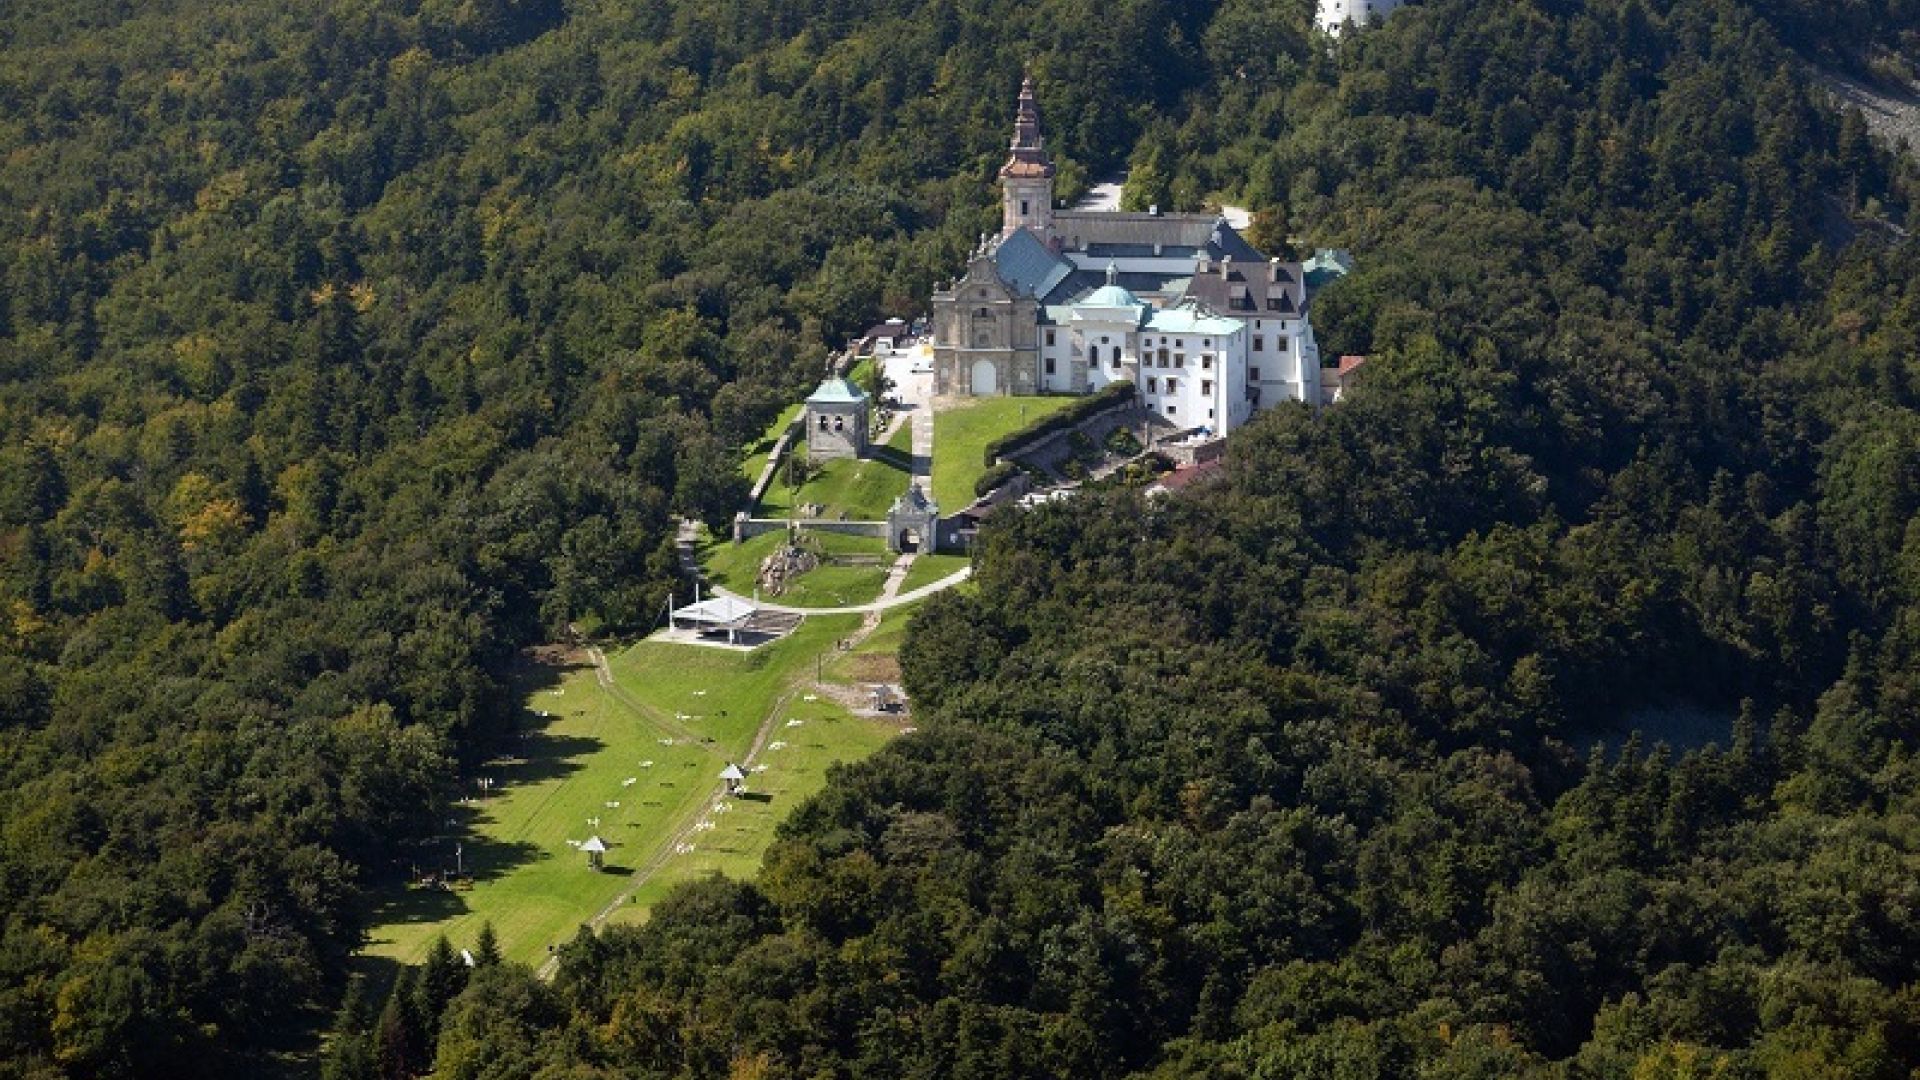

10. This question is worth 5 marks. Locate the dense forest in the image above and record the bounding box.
[3,0,1920,1075]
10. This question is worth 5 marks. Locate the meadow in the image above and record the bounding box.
[929,395,1077,509]
[359,612,865,967]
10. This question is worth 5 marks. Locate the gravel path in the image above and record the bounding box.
[1817,66,1920,156]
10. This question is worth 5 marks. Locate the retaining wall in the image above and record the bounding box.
[734,517,889,542]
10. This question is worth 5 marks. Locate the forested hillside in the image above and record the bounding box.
[335,0,1920,1076]
[0,0,1246,1073]
[3,0,1920,1075]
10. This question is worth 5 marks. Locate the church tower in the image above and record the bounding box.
[1000,75,1055,242]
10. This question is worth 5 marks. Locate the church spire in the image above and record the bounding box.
[1000,74,1055,182]
[999,72,1056,242]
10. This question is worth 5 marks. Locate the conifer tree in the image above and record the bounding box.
[474,922,502,968]
[416,936,468,1032]
[375,968,423,1080]
[321,975,377,1080]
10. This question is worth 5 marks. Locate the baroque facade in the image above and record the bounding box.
[930,77,1324,434]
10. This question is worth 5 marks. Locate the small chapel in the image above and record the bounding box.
[930,77,1327,435]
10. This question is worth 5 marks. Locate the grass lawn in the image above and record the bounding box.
[359,614,862,968]
[930,396,1077,510]
[698,530,894,608]
[900,553,969,593]
[603,706,900,927]
[740,405,801,487]
[758,450,911,520]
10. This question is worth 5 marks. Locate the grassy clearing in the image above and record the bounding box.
[359,614,862,968]
[900,553,969,593]
[359,659,704,968]
[758,451,911,520]
[699,530,893,608]
[930,396,1077,510]
[602,707,900,927]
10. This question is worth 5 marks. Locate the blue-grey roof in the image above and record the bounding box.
[806,377,868,405]
[993,229,1073,298]
[1041,269,1189,306]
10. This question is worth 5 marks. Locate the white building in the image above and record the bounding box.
[931,77,1324,435]
[1317,0,1408,35]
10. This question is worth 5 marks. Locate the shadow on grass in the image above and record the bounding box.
[736,791,774,804]
[870,443,913,472]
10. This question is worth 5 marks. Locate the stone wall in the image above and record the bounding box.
[997,395,1144,474]
[747,418,803,510]
[733,518,889,543]
[1160,435,1228,467]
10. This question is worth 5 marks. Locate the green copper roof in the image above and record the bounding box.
[806,377,868,405]
[1144,306,1243,335]
[1082,283,1143,308]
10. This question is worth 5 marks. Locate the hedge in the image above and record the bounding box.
[981,382,1137,467]
[974,460,1021,498]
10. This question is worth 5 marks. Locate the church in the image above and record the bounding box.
[931,78,1323,434]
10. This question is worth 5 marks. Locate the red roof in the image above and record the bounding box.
[1338,354,1368,376]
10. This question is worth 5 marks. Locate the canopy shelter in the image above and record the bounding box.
[581,835,608,870]
[670,594,758,644]
[720,762,747,794]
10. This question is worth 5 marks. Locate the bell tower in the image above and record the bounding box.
[1000,74,1056,243]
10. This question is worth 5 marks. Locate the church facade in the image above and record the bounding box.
[931,78,1323,434]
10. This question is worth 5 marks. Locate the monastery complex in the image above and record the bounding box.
[931,78,1331,436]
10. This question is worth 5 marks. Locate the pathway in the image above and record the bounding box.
[705,568,970,615]
[539,540,925,980]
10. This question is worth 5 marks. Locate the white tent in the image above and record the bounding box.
[670,594,758,643]
[719,764,747,781]
[581,834,608,869]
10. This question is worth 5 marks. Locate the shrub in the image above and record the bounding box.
[975,460,1021,498]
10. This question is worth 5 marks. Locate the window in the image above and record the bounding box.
[818,416,829,430]
[1045,357,1056,374]
[1158,348,1169,366]
[1166,378,1177,392]
[1249,368,1261,381]
[1111,349,1123,368]
[1254,320,1263,329]
[1202,380,1213,395]
[1165,404,1177,416]
[1202,355,1213,370]
[1207,407,1215,419]
[1020,200,1030,215]
[1253,336,1264,352]
[1173,353,1184,367]
[833,416,844,432]
[1146,377,1157,392]
[1045,329,1055,346]
[1277,338,1289,353]
[1204,339,1212,347]
[1101,336,1110,344]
